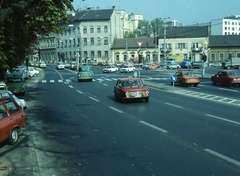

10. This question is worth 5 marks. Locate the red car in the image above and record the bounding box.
[114,77,150,103]
[211,70,240,87]
[0,94,27,145]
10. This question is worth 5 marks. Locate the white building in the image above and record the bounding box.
[211,15,240,35]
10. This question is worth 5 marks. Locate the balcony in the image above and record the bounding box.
[191,47,203,52]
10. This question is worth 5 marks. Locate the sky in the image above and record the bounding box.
[72,0,240,25]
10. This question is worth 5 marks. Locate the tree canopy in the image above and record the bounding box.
[0,0,74,74]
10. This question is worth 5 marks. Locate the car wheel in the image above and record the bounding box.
[9,128,19,145]
[180,81,184,87]
[212,80,217,85]
[184,83,188,87]
[225,81,231,87]
[145,97,149,102]
[194,83,198,87]
[109,70,112,73]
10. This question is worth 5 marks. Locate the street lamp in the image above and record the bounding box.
[75,49,80,72]
[160,17,171,62]
[123,27,129,62]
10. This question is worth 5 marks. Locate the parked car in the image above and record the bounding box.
[57,62,65,70]
[209,62,221,67]
[7,68,26,82]
[25,66,39,77]
[64,62,71,68]
[191,61,203,68]
[6,78,26,95]
[102,65,118,73]
[114,77,150,103]
[120,65,135,73]
[77,65,93,82]
[0,82,7,90]
[173,70,200,87]
[0,93,27,144]
[211,70,240,87]
[39,61,46,68]
[166,63,180,69]
[70,61,77,70]
[0,90,26,109]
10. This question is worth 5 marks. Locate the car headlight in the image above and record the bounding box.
[144,91,150,95]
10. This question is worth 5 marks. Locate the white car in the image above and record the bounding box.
[26,67,39,77]
[0,90,26,109]
[57,62,65,69]
[120,65,135,73]
[102,66,118,73]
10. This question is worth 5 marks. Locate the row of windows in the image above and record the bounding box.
[160,43,204,49]
[59,51,109,59]
[224,21,240,26]
[61,25,109,36]
[209,53,240,61]
[57,37,109,48]
[224,27,240,31]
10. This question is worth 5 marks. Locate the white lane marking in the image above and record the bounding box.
[42,80,47,83]
[109,107,123,113]
[103,83,108,86]
[140,121,168,133]
[206,114,240,125]
[69,85,74,88]
[58,80,63,82]
[50,80,55,83]
[89,96,99,102]
[204,149,240,167]
[219,88,238,92]
[76,90,83,94]
[33,80,38,83]
[165,102,183,109]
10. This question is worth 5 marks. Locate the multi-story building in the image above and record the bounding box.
[211,15,240,35]
[158,26,210,63]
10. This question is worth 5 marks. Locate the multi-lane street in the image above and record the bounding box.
[0,65,239,176]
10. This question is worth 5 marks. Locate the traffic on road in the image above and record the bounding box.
[0,63,239,176]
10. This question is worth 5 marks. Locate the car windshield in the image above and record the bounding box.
[184,72,196,77]
[79,67,91,72]
[228,71,240,76]
[122,80,143,87]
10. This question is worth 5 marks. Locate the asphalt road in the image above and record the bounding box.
[0,66,239,176]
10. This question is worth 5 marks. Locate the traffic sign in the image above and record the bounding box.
[170,74,177,82]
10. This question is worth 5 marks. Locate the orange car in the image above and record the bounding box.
[173,70,200,87]
[0,93,27,145]
[145,64,158,70]
[114,77,150,103]
[211,70,240,87]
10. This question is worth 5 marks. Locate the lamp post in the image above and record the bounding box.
[160,17,171,63]
[123,27,129,62]
[75,49,80,72]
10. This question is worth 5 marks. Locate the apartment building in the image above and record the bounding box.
[211,15,240,35]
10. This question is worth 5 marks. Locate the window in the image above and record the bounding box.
[77,27,80,34]
[97,26,101,33]
[90,26,94,33]
[219,53,224,61]
[90,38,94,45]
[5,101,19,114]
[83,26,87,34]
[0,104,7,119]
[178,43,185,49]
[192,43,199,48]
[73,39,76,47]
[98,51,101,58]
[104,25,108,33]
[91,51,94,59]
[64,40,67,48]
[104,37,108,45]
[69,39,72,47]
[210,54,215,61]
[77,38,80,46]
[84,51,88,59]
[97,37,101,45]
[83,38,87,46]
[105,51,108,58]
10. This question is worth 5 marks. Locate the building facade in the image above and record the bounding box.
[211,15,240,35]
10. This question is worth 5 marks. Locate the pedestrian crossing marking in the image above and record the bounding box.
[50,80,55,83]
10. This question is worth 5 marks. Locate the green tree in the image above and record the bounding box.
[0,0,74,79]
[134,18,164,36]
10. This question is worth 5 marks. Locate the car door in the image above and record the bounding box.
[0,103,13,143]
